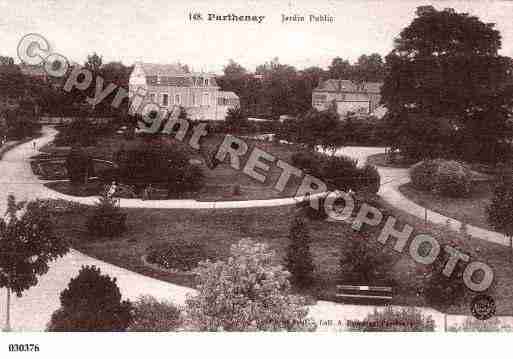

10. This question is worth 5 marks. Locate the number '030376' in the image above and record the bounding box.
[8,344,40,352]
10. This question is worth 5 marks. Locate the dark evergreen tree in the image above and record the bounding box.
[285,216,315,287]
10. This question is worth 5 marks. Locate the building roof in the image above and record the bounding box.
[139,62,189,76]
[314,79,382,94]
[218,91,239,99]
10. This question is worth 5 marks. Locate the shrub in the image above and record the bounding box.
[320,155,359,191]
[291,151,322,176]
[285,216,315,287]
[433,160,471,197]
[86,188,126,237]
[487,167,513,244]
[358,164,381,194]
[129,296,182,332]
[184,239,316,331]
[410,159,440,191]
[47,265,133,331]
[410,159,472,197]
[66,146,93,185]
[347,306,435,331]
[338,232,391,285]
[146,241,210,272]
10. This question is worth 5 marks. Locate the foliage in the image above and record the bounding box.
[146,241,210,272]
[346,306,435,331]
[280,109,343,151]
[358,164,381,194]
[54,119,99,146]
[285,216,315,287]
[47,265,133,331]
[487,167,513,240]
[114,145,204,196]
[290,151,323,176]
[320,155,359,191]
[0,195,69,296]
[129,296,182,332]
[433,160,472,197]
[65,146,93,185]
[382,6,513,164]
[184,239,316,331]
[410,159,472,197]
[86,188,126,237]
[338,232,391,284]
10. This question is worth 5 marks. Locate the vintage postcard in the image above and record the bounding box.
[0,0,513,357]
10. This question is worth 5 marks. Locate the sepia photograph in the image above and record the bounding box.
[1,0,513,357]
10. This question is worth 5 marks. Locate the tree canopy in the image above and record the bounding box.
[382,6,513,163]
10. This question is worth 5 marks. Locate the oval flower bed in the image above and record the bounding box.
[145,241,212,273]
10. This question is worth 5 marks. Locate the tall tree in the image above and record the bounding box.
[0,196,69,331]
[353,53,386,82]
[328,57,353,79]
[382,6,513,163]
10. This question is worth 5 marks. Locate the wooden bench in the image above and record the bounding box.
[336,285,393,302]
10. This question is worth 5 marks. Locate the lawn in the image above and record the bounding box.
[399,182,494,231]
[39,132,306,200]
[51,193,513,317]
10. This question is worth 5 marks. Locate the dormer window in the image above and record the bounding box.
[205,79,209,86]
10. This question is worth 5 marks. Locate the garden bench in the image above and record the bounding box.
[336,285,393,302]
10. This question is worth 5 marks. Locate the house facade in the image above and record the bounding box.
[312,79,382,117]
[129,62,239,121]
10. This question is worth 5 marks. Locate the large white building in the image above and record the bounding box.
[129,62,239,121]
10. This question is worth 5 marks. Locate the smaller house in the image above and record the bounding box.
[312,79,383,117]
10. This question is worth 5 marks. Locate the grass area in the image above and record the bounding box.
[51,192,513,316]
[399,182,494,231]
[39,132,305,200]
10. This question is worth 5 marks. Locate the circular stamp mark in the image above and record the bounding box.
[471,294,496,320]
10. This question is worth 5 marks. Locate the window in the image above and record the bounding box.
[192,93,196,106]
[161,93,169,106]
[149,93,156,103]
[175,94,181,105]
[204,78,209,86]
[203,93,209,106]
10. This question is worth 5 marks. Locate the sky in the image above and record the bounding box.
[1,0,513,73]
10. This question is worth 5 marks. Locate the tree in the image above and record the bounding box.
[487,166,513,252]
[339,232,390,284]
[292,108,343,151]
[47,265,133,331]
[0,195,69,331]
[285,216,315,287]
[184,239,316,331]
[352,53,386,82]
[223,59,247,78]
[328,57,353,79]
[65,145,93,185]
[382,6,513,163]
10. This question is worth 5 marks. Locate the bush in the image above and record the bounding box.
[66,146,93,185]
[129,296,182,332]
[338,232,391,285]
[184,239,316,331]
[358,164,381,194]
[410,159,472,197]
[285,216,315,287]
[347,306,435,331]
[410,159,440,191]
[47,265,133,331]
[320,155,359,191]
[291,151,322,176]
[86,188,126,237]
[433,160,472,197]
[146,241,210,272]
